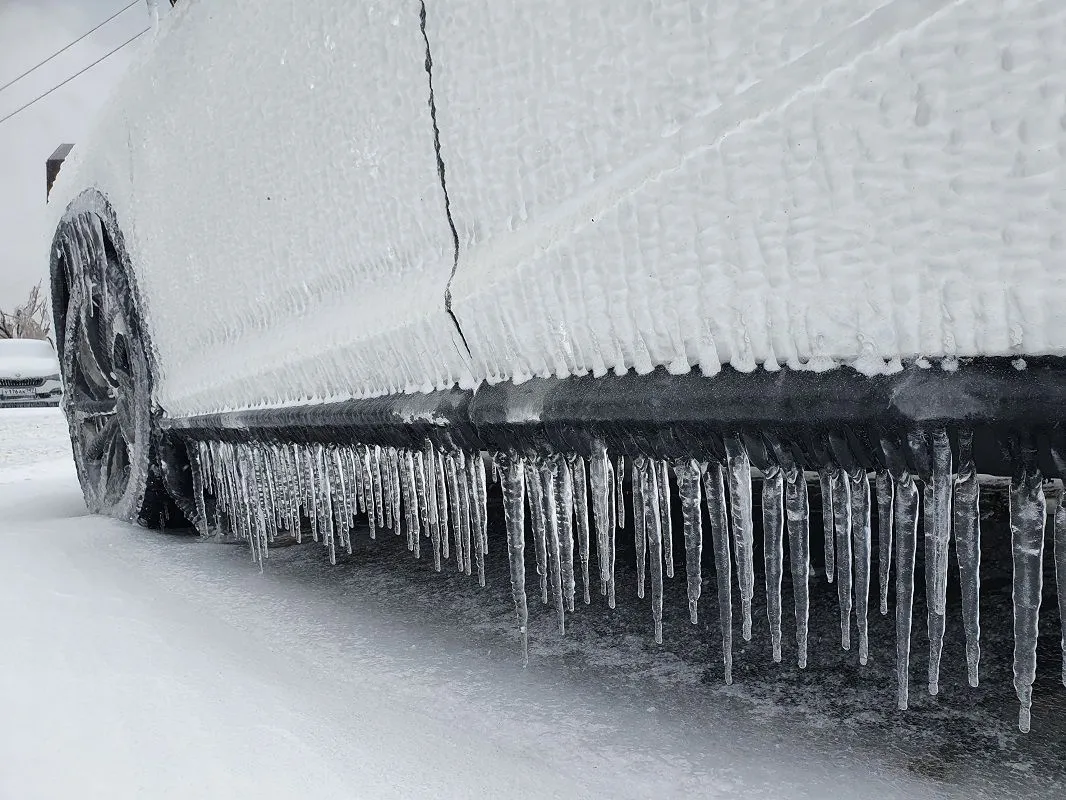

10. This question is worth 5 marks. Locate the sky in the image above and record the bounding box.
[0,0,152,309]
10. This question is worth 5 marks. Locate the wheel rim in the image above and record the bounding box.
[63,224,144,510]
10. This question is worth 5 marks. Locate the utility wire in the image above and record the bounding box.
[0,28,148,128]
[0,0,141,95]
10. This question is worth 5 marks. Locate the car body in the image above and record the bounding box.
[44,0,1066,730]
[0,338,62,405]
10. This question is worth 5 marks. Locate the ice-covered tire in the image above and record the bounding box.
[55,211,173,527]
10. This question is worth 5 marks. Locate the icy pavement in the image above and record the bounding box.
[1,409,1064,799]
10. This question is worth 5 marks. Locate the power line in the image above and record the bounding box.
[0,1,141,95]
[0,28,148,128]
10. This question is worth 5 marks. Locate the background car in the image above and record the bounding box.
[0,338,62,406]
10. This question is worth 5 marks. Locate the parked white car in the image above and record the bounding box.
[0,338,62,405]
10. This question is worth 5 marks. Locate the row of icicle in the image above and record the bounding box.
[192,430,1066,733]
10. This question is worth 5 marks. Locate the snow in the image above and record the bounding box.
[0,338,60,379]
[3,409,1066,797]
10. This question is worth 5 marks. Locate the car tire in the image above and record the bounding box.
[54,208,179,527]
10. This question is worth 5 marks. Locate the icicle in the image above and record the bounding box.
[875,470,894,616]
[819,466,835,583]
[926,429,952,695]
[539,461,566,634]
[641,459,665,644]
[446,453,465,574]
[414,449,429,557]
[673,460,703,624]
[500,453,529,664]
[424,443,442,572]
[190,442,210,537]
[724,435,754,642]
[703,461,733,684]
[316,444,336,565]
[436,450,449,560]
[390,448,402,537]
[332,448,353,555]
[616,454,625,530]
[590,443,615,606]
[555,457,576,610]
[850,470,872,665]
[658,460,674,579]
[1055,483,1066,688]
[372,446,385,530]
[571,455,592,605]
[1010,467,1046,733]
[762,466,784,663]
[606,455,617,608]
[784,467,810,668]
[474,454,488,558]
[955,431,981,687]
[831,468,853,650]
[361,447,377,539]
[526,461,549,604]
[632,457,647,599]
[405,449,421,558]
[894,473,919,710]
[457,451,474,576]
[464,453,484,583]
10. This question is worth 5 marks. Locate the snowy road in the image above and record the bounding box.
[1,408,1064,799]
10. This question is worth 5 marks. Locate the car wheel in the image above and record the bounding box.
[57,212,174,526]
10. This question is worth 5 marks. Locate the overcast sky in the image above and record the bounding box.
[0,0,151,307]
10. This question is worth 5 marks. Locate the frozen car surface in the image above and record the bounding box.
[0,339,62,405]
[46,0,1066,731]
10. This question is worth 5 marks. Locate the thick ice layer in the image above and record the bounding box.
[436,0,1066,385]
[49,1,470,417]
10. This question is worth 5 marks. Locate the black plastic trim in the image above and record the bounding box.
[161,358,1066,479]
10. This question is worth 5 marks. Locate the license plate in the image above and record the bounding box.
[1,387,35,397]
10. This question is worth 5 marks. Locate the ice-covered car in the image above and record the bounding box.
[46,0,1066,730]
[0,338,62,405]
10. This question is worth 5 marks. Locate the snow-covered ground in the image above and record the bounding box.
[1,407,1063,799]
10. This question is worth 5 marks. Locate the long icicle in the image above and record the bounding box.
[955,430,981,687]
[704,461,733,684]
[895,473,919,710]
[724,435,755,641]
[632,457,647,599]
[424,443,442,572]
[642,458,665,644]
[819,466,836,583]
[763,466,784,663]
[616,455,625,531]
[927,429,953,696]
[673,459,702,624]
[436,450,449,560]
[556,456,576,613]
[784,467,810,668]
[658,460,674,579]
[540,461,566,635]
[876,470,894,615]
[1055,481,1066,688]
[526,461,549,604]
[500,453,529,665]
[590,443,612,600]
[850,469,872,665]
[832,468,853,650]
[1010,465,1046,733]
[571,455,592,605]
